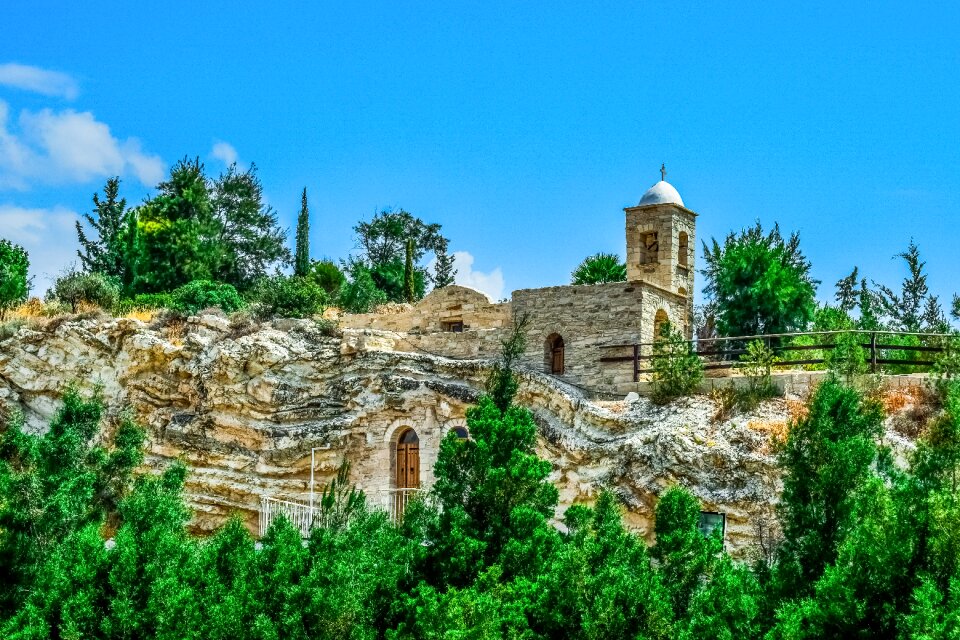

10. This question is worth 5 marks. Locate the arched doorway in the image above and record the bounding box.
[546,334,565,375]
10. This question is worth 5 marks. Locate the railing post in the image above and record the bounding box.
[870,332,877,373]
[632,344,639,382]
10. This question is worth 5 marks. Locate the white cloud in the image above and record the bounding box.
[0,63,79,100]
[452,251,505,301]
[211,140,239,167]
[0,204,79,294]
[0,99,163,189]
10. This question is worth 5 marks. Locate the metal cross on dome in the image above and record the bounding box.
[660,164,667,181]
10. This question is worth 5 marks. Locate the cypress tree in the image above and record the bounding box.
[404,238,415,303]
[294,188,310,277]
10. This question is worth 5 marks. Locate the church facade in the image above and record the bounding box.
[339,171,697,394]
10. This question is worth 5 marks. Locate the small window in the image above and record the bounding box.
[641,231,659,265]
[678,232,689,267]
[452,426,469,439]
[698,512,725,539]
[442,321,464,333]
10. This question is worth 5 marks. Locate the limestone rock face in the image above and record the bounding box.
[0,314,791,554]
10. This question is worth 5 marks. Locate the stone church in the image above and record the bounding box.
[340,168,697,395]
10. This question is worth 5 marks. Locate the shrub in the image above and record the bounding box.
[307,259,346,297]
[736,340,781,408]
[132,292,174,309]
[170,280,245,315]
[339,264,388,313]
[651,322,703,403]
[46,270,121,313]
[933,335,960,398]
[826,331,868,382]
[251,274,327,319]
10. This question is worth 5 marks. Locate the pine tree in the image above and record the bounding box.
[876,240,943,331]
[294,188,310,278]
[76,177,128,277]
[210,163,290,290]
[403,238,415,303]
[835,266,859,313]
[433,237,457,288]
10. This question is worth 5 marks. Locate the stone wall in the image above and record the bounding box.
[622,369,936,399]
[338,285,511,335]
[512,282,689,392]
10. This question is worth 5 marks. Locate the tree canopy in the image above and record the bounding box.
[571,252,627,285]
[701,221,818,337]
[0,239,29,320]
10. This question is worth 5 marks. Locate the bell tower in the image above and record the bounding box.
[624,166,696,308]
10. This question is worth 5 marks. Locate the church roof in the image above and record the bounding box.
[638,180,684,207]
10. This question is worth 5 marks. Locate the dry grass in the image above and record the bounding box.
[710,386,738,423]
[747,419,790,455]
[886,383,940,440]
[122,308,158,323]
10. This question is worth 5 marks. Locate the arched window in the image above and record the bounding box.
[452,426,469,439]
[545,334,565,374]
[653,309,669,341]
[678,232,689,267]
[395,428,420,489]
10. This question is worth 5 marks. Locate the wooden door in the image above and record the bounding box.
[551,337,565,374]
[396,429,420,489]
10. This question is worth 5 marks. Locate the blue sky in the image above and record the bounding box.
[1,2,958,305]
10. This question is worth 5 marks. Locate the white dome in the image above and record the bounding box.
[638,180,684,207]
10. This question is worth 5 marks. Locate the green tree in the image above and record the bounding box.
[0,239,29,320]
[210,163,290,290]
[404,238,416,303]
[701,222,818,337]
[133,157,218,293]
[354,208,445,268]
[571,252,627,285]
[306,259,346,297]
[338,262,388,313]
[75,176,128,278]
[169,279,246,315]
[433,237,457,288]
[370,259,426,303]
[46,269,121,312]
[652,487,722,618]
[876,240,944,332]
[651,321,704,403]
[772,377,885,599]
[0,389,145,616]
[251,274,327,319]
[834,266,859,314]
[533,493,675,640]
[294,187,310,278]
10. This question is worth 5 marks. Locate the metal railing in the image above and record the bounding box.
[386,488,424,522]
[599,329,957,382]
[259,488,427,537]
[259,495,316,537]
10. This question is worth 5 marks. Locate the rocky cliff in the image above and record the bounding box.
[0,313,923,556]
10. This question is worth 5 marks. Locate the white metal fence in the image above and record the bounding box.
[259,489,426,538]
[259,496,315,538]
